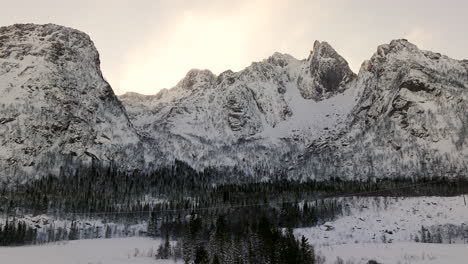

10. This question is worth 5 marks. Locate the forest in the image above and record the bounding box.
[1,160,468,263]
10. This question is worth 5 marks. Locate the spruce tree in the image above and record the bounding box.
[300,236,315,264]
[194,247,209,264]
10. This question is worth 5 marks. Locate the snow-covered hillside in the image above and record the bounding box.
[296,195,468,246]
[295,195,468,263]
[0,24,144,178]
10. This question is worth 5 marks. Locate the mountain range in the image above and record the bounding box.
[0,23,466,181]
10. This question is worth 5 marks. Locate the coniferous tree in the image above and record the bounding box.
[211,255,220,264]
[157,232,172,259]
[147,211,158,237]
[194,247,209,264]
[68,221,79,241]
[300,236,315,264]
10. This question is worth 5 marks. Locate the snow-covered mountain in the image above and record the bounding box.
[1,23,466,180]
[120,40,359,173]
[0,24,143,178]
[122,38,467,179]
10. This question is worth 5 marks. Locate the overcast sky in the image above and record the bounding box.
[1,0,466,95]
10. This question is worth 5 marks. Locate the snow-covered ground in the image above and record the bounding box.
[0,237,176,264]
[296,195,468,245]
[317,242,468,264]
[1,237,467,264]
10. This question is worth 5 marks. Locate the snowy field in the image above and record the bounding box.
[0,237,177,264]
[1,237,467,264]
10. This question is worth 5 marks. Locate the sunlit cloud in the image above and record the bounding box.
[117,0,317,95]
[404,27,433,47]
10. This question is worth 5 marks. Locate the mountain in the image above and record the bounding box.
[121,39,467,179]
[0,24,143,179]
[120,40,359,174]
[1,23,466,181]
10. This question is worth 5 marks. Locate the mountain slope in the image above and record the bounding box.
[0,24,142,178]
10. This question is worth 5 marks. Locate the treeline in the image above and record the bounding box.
[0,218,148,246]
[149,198,342,238]
[3,160,468,218]
[414,224,468,244]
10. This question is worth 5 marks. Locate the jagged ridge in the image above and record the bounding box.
[120,40,360,172]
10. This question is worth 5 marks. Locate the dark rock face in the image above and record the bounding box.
[227,97,246,131]
[298,41,356,100]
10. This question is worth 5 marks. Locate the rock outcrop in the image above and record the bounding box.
[0,24,142,178]
[297,41,356,100]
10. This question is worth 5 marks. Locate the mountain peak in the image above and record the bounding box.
[176,69,216,90]
[0,23,96,60]
[266,52,297,67]
[308,40,340,60]
[298,40,356,100]
[374,39,420,59]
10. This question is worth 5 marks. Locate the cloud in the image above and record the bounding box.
[404,27,433,47]
[116,0,323,95]
[0,0,466,95]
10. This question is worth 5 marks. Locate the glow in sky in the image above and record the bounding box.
[1,0,466,95]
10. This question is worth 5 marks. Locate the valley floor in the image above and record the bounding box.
[317,242,468,264]
[0,237,174,264]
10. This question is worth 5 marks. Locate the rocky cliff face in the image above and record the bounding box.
[1,24,466,181]
[0,24,142,178]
